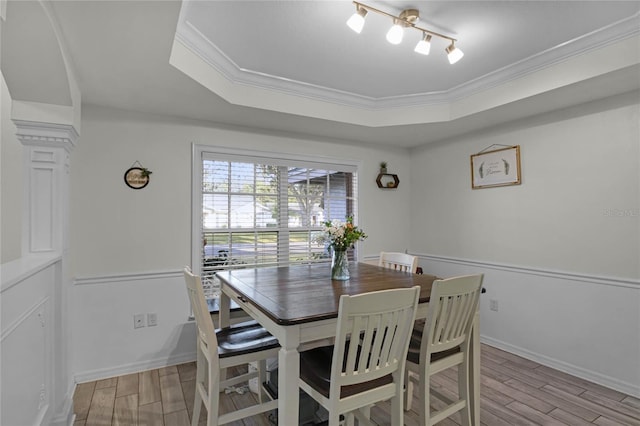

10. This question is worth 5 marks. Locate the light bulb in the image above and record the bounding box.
[386,22,404,44]
[414,34,432,55]
[446,43,464,64]
[346,7,367,33]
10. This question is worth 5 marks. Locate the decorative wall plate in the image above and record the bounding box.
[124,167,150,189]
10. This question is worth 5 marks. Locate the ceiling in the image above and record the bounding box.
[3,1,640,148]
[177,1,638,98]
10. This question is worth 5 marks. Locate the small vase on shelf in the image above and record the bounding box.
[331,249,350,280]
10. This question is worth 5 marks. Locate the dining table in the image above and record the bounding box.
[217,262,480,426]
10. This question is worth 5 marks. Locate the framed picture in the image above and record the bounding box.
[124,167,150,189]
[470,145,521,189]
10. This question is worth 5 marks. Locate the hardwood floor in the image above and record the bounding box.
[73,344,640,426]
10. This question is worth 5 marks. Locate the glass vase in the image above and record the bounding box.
[331,249,350,280]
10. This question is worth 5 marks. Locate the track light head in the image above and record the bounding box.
[346,5,368,33]
[414,33,432,55]
[386,19,404,44]
[446,42,464,64]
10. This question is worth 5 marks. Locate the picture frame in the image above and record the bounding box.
[124,167,150,189]
[470,145,521,189]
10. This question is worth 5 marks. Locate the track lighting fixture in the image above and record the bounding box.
[346,1,463,64]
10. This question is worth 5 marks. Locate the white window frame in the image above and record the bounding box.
[191,144,362,276]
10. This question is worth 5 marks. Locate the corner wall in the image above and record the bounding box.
[409,92,640,396]
[1,72,22,263]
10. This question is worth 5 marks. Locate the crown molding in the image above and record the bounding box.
[446,12,640,103]
[13,120,78,152]
[175,20,387,110]
[175,11,640,111]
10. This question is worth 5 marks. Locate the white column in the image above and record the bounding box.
[14,119,78,424]
[14,120,77,256]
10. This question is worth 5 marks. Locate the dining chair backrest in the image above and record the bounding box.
[299,286,421,426]
[184,268,220,370]
[420,274,483,360]
[332,286,421,393]
[379,251,418,274]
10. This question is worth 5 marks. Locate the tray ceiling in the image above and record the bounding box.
[6,0,638,147]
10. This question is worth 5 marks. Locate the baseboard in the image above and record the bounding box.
[74,351,196,384]
[50,383,77,426]
[481,336,640,398]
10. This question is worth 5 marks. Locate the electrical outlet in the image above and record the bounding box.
[147,313,158,327]
[134,313,146,328]
[489,299,499,312]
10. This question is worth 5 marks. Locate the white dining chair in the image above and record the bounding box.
[379,251,419,273]
[299,286,421,426]
[183,267,280,426]
[404,274,483,426]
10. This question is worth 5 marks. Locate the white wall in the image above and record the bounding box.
[69,105,413,379]
[411,93,639,278]
[71,106,412,277]
[71,271,194,381]
[1,255,66,425]
[410,92,640,396]
[1,72,22,263]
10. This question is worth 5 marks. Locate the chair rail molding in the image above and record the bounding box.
[412,252,639,288]
[73,269,184,286]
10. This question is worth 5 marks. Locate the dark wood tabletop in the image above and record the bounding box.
[218,262,438,326]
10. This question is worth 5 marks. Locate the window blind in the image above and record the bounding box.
[196,149,360,281]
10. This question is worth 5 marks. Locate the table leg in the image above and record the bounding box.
[218,291,231,383]
[470,311,480,425]
[219,291,230,328]
[278,338,300,426]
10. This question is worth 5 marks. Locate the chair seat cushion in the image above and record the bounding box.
[407,319,461,364]
[300,345,393,399]
[216,320,279,358]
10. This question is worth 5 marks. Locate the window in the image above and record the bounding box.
[192,146,361,283]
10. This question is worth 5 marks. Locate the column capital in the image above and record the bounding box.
[13,120,78,152]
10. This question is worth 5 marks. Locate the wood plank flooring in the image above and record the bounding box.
[73,344,640,425]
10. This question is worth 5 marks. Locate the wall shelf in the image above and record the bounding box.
[376,173,400,189]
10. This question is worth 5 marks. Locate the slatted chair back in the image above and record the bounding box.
[421,274,483,360]
[379,251,418,273]
[334,286,420,388]
[184,267,220,370]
